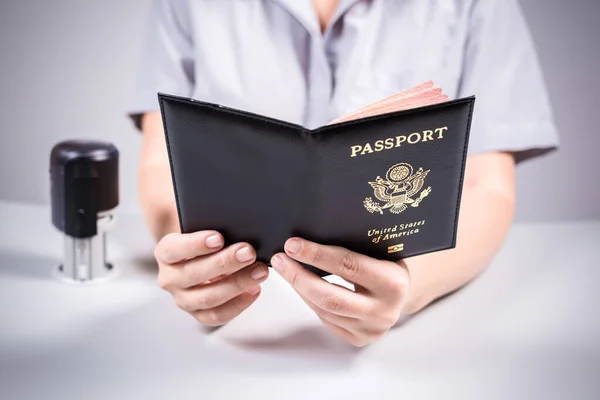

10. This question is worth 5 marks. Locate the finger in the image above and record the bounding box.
[318,317,369,347]
[155,231,224,264]
[298,293,362,331]
[174,263,269,311]
[170,242,257,289]
[283,237,402,298]
[319,316,385,347]
[205,273,229,284]
[271,253,375,319]
[301,287,400,335]
[192,287,261,327]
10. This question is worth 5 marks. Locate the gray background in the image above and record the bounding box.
[0,0,598,220]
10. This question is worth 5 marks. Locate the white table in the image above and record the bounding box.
[0,200,599,400]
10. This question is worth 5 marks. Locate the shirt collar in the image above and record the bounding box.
[269,0,364,38]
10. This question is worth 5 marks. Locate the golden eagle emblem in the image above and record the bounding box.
[364,163,432,215]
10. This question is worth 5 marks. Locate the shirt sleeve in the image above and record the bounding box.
[458,0,559,163]
[128,0,194,129]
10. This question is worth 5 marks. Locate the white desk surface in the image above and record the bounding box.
[0,200,598,400]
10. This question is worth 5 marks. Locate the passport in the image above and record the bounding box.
[158,82,476,276]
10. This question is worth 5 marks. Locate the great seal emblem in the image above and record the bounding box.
[363,163,432,215]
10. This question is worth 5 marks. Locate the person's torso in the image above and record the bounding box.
[184,0,473,129]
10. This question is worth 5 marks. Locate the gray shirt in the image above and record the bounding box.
[130,0,559,161]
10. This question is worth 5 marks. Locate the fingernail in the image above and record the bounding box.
[205,234,222,248]
[247,286,261,296]
[251,266,267,281]
[236,246,253,263]
[271,254,284,273]
[285,239,302,254]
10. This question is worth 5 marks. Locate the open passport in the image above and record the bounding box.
[158,82,475,276]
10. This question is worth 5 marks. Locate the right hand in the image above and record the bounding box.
[154,231,269,326]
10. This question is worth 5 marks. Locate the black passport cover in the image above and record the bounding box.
[158,93,475,276]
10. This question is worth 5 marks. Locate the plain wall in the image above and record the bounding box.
[0,0,598,221]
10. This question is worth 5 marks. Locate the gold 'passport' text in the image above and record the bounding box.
[350,126,448,158]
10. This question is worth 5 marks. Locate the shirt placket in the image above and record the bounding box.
[307,0,367,127]
[305,35,334,128]
[268,0,363,128]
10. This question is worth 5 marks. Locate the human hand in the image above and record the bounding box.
[270,238,410,346]
[154,231,269,326]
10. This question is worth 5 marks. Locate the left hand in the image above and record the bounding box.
[270,238,410,347]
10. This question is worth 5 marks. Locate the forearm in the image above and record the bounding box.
[138,111,180,240]
[138,163,179,240]
[402,152,516,314]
